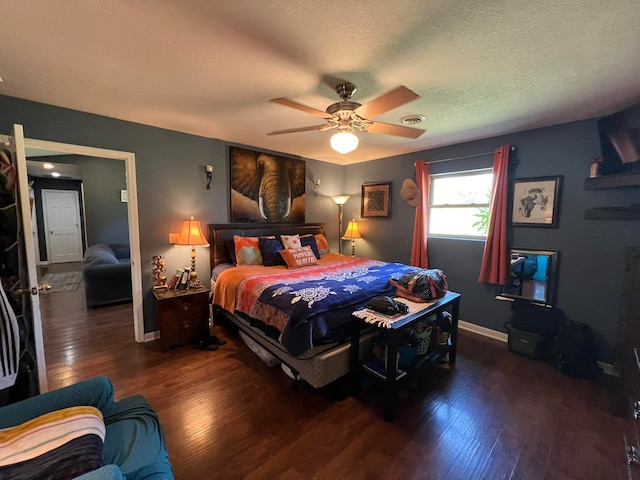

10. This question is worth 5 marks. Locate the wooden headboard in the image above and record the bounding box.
[208,223,326,269]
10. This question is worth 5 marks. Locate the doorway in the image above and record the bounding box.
[2,130,143,393]
[41,189,83,263]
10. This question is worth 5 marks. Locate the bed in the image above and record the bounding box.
[208,223,420,388]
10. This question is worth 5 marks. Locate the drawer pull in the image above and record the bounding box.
[628,445,639,465]
[633,400,640,420]
[181,303,191,311]
[182,321,192,329]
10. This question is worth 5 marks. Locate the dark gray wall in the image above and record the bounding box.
[77,155,129,246]
[3,94,639,363]
[345,120,640,363]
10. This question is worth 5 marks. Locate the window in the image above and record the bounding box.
[429,169,493,238]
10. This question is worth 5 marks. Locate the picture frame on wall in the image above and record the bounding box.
[361,182,391,218]
[229,146,306,223]
[511,175,562,227]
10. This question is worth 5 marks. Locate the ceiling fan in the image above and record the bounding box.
[267,83,425,153]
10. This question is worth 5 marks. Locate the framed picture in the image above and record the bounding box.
[229,146,306,223]
[511,175,562,227]
[361,182,391,218]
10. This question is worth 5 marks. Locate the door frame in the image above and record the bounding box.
[2,135,144,346]
[41,189,83,264]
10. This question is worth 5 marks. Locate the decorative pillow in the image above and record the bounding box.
[280,246,319,269]
[280,234,301,250]
[234,235,263,266]
[259,237,285,266]
[299,235,321,259]
[0,406,105,480]
[314,234,330,255]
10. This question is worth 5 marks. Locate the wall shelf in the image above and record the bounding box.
[584,172,640,189]
[584,206,640,220]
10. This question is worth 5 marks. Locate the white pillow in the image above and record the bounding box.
[280,234,301,250]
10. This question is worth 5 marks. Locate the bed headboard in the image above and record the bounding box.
[208,223,326,269]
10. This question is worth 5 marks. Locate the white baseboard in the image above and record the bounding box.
[459,320,508,343]
[459,320,620,378]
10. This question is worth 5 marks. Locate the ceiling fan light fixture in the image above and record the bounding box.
[330,131,358,154]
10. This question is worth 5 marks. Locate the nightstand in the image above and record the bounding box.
[153,287,209,352]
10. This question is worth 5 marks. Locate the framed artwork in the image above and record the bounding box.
[511,175,562,227]
[229,146,306,223]
[361,182,391,218]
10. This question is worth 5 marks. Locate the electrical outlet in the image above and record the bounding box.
[169,233,180,244]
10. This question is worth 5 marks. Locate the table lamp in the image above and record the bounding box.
[175,216,209,285]
[342,219,362,256]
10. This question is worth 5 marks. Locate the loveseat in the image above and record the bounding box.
[0,376,173,479]
[82,244,132,308]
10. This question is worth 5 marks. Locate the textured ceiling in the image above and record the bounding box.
[1,0,640,165]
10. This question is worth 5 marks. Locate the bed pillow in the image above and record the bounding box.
[299,235,321,259]
[234,235,263,266]
[280,246,319,269]
[280,234,301,250]
[224,240,237,265]
[259,237,285,266]
[314,233,330,255]
[0,406,105,480]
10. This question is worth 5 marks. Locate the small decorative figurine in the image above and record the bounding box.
[152,255,167,291]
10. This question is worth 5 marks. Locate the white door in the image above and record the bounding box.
[10,124,48,393]
[42,189,82,263]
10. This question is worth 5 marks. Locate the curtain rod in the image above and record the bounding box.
[424,146,516,165]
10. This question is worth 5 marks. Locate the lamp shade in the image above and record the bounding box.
[330,131,359,154]
[175,216,209,246]
[331,195,350,205]
[342,220,362,240]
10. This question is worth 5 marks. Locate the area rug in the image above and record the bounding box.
[40,271,82,293]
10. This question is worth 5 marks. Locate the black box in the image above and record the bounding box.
[507,326,549,360]
[509,301,562,337]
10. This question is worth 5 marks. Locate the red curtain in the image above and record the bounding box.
[410,161,430,268]
[478,145,511,285]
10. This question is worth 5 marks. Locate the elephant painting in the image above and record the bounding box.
[230,147,306,223]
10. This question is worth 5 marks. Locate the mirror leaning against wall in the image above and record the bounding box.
[499,248,559,306]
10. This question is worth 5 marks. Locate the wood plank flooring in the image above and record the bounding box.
[39,262,633,479]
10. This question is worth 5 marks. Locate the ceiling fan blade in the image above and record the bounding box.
[270,98,330,118]
[367,121,425,139]
[355,86,420,119]
[267,124,333,136]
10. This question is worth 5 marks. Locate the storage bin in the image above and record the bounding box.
[507,325,549,360]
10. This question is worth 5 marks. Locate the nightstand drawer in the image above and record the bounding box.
[154,289,209,351]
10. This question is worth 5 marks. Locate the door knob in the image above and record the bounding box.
[15,284,52,295]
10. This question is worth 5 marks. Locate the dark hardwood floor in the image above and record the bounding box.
[38,262,632,479]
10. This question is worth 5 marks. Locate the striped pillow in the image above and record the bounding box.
[0,406,105,479]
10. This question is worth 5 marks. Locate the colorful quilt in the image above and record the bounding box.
[215,255,417,355]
